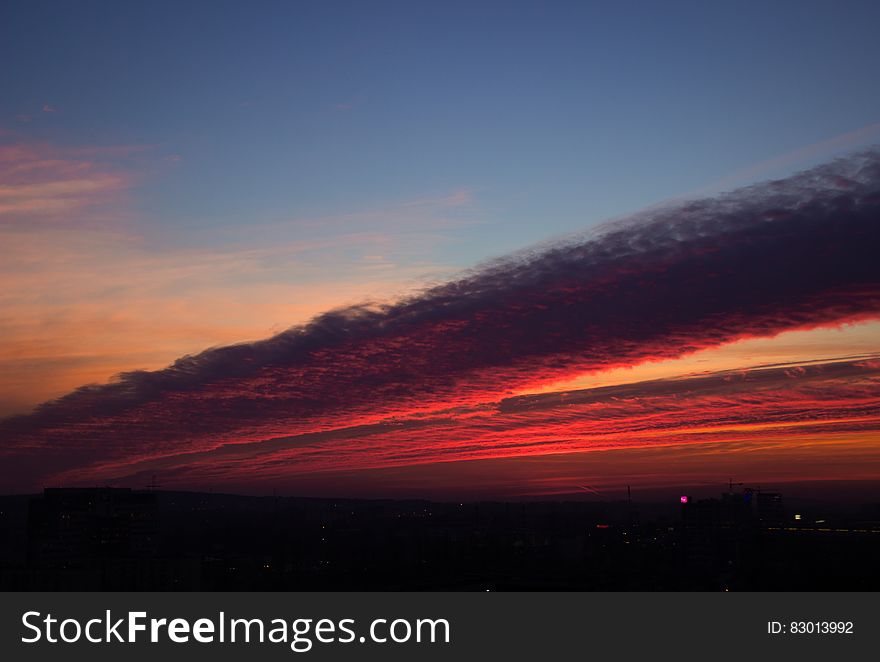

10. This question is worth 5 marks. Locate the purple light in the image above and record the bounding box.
[680,495,689,504]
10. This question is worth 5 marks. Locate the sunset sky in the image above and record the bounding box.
[1,1,879,498]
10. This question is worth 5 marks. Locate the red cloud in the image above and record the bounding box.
[2,150,879,493]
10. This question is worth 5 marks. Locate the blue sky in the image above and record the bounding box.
[4,0,880,261]
[3,0,880,417]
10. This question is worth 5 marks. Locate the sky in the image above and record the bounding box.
[1,1,879,498]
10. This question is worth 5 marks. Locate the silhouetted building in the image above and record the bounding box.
[0,489,877,591]
[755,491,784,526]
[28,488,159,562]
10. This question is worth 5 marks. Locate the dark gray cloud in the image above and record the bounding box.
[2,149,879,491]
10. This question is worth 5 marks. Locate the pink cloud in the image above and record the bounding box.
[0,141,133,222]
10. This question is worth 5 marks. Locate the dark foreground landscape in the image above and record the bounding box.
[1,486,879,591]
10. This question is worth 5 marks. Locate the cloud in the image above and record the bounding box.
[0,224,452,419]
[686,122,880,196]
[1,149,879,491]
[0,138,467,419]
[0,142,131,221]
[401,188,473,208]
[37,355,880,494]
[264,186,479,236]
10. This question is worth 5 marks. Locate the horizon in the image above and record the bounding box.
[6,477,880,504]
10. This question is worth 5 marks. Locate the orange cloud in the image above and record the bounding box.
[41,355,880,494]
[0,137,465,418]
